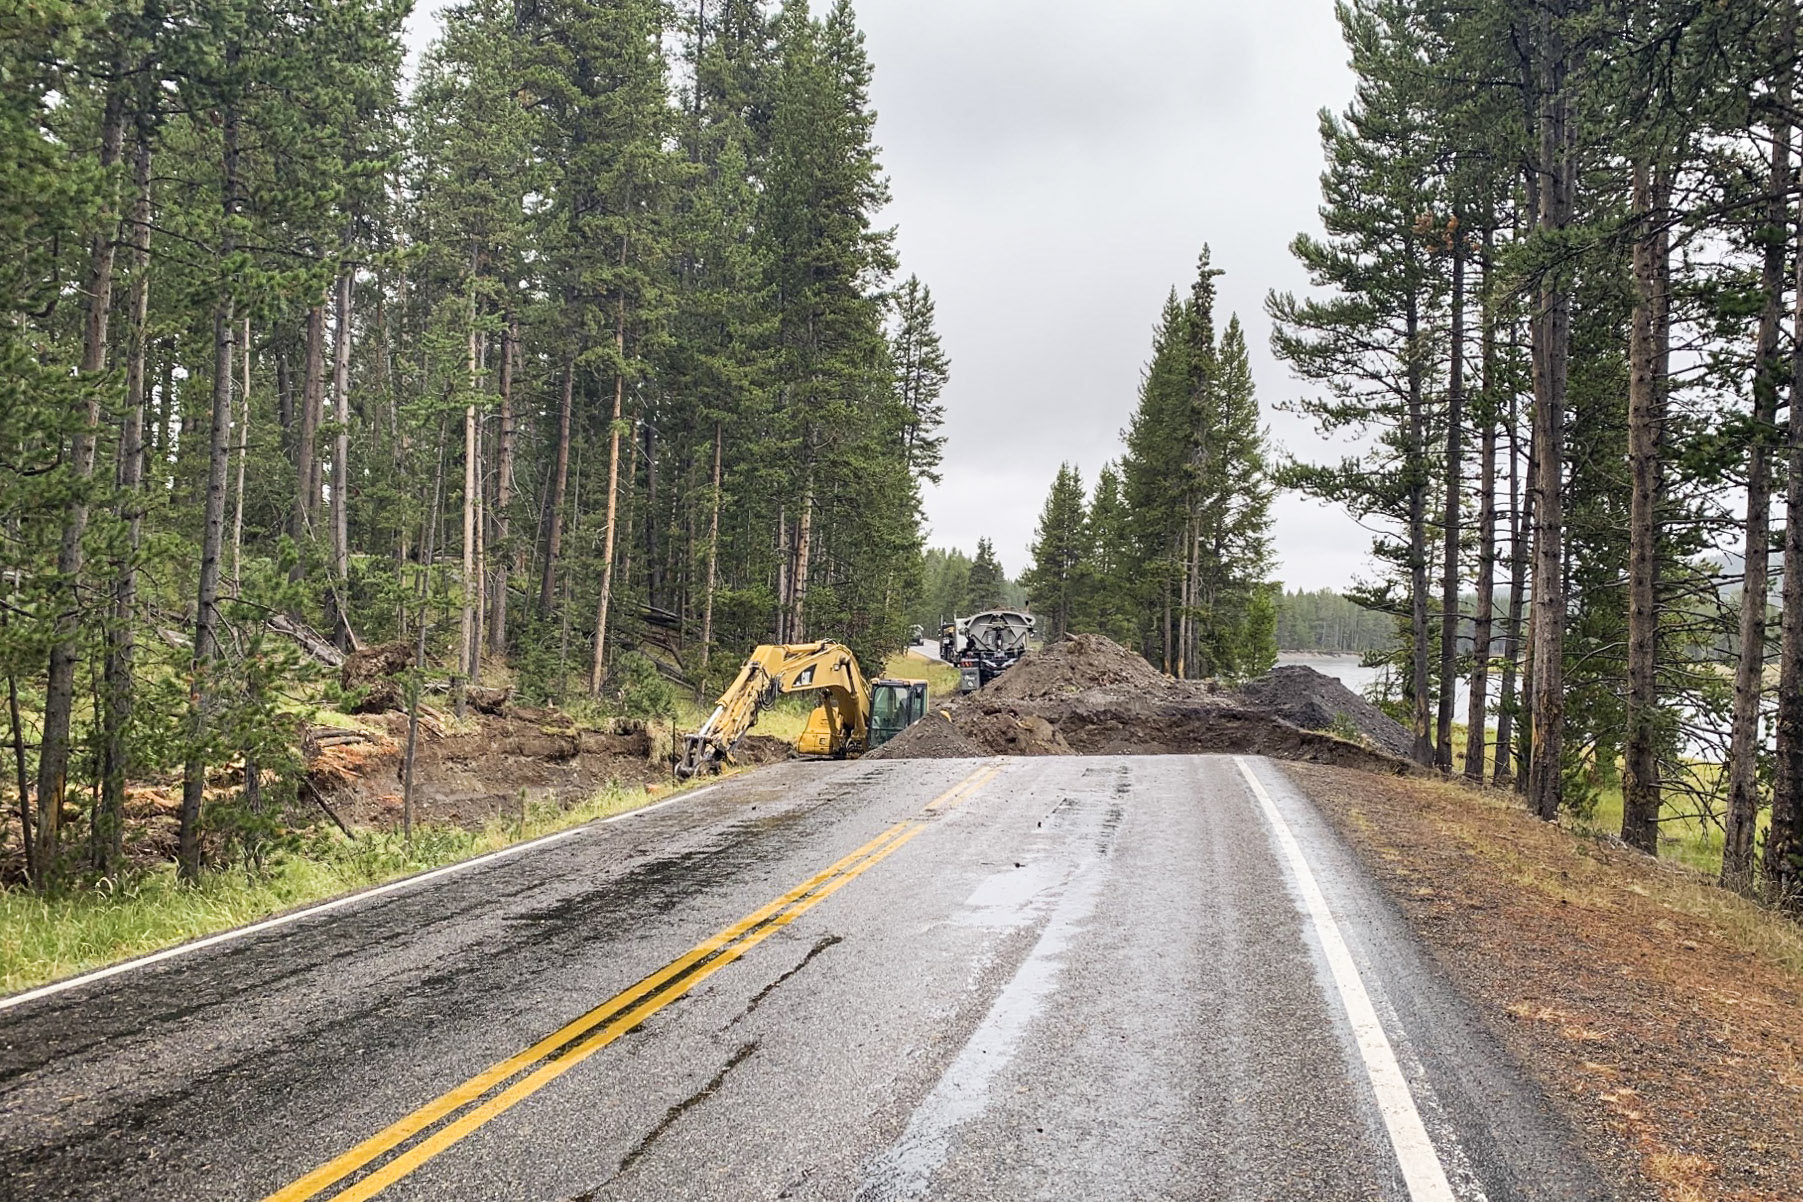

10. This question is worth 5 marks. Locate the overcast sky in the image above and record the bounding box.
[409,0,1371,591]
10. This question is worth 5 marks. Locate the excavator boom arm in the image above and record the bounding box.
[677,642,872,778]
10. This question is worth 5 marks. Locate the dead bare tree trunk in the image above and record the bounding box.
[591,296,628,695]
[1625,161,1670,859]
[790,466,815,645]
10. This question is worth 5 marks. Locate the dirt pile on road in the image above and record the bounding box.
[869,635,1418,774]
[1232,664,1415,758]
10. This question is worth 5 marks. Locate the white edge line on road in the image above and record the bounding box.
[0,781,729,1014]
[1234,756,1457,1202]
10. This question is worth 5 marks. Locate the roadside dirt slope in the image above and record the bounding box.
[1286,762,1803,1202]
[305,707,791,832]
[871,634,1419,774]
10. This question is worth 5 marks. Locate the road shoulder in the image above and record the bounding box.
[1281,761,1803,1202]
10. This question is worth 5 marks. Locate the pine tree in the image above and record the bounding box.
[1022,464,1089,640]
[965,538,1005,611]
[892,274,949,484]
[1084,464,1137,645]
[1269,0,1445,763]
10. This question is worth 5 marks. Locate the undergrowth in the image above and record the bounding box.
[0,772,730,998]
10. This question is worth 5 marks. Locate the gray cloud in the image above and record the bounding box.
[861,0,1371,589]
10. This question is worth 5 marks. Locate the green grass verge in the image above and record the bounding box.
[0,773,736,999]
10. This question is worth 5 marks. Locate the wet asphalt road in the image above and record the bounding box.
[0,755,1614,1201]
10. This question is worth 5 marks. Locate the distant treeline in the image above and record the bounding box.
[1273,590,1396,655]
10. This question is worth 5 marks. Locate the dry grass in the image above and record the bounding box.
[1285,762,1803,1202]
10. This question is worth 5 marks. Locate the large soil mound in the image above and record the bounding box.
[1231,664,1415,759]
[870,635,1419,774]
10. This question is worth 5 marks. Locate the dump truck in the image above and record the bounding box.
[940,609,1036,692]
[675,641,929,778]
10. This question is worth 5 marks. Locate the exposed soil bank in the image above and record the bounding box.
[870,634,1421,774]
[1286,761,1803,1202]
[306,708,792,832]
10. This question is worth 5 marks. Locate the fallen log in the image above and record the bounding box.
[269,614,346,667]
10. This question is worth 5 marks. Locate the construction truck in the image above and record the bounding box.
[940,609,1036,692]
[675,641,930,779]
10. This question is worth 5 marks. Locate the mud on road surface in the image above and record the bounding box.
[870,634,1419,775]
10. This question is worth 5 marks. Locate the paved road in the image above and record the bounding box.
[0,756,1613,1201]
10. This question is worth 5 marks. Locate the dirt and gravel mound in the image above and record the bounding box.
[1232,664,1414,758]
[870,635,1420,775]
[981,633,1170,701]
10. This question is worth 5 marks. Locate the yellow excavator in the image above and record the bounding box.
[676,641,929,779]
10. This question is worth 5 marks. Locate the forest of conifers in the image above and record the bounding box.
[1263,0,1803,899]
[1,0,948,888]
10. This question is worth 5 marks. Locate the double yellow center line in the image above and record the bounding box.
[266,761,1002,1202]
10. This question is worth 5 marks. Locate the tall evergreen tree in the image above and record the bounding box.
[1022,464,1089,641]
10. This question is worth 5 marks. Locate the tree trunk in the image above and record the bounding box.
[777,505,790,643]
[181,94,240,882]
[1624,162,1670,859]
[1495,364,1533,789]
[1436,230,1466,774]
[700,422,723,673]
[541,355,574,615]
[1728,78,1792,882]
[1765,125,1803,902]
[404,427,448,844]
[328,270,353,647]
[1464,237,1496,782]
[461,316,479,688]
[790,468,815,644]
[1406,297,1433,767]
[35,82,126,885]
[644,420,660,610]
[294,303,325,552]
[591,361,627,695]
[490,315,516,655]
[96,120,154,879]
[1527,4,1573,822]
[230,317,251,597]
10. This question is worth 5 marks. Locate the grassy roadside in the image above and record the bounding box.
[1,647,951,1000]
[1284,761,1803,1202]
[0,770,746,1000]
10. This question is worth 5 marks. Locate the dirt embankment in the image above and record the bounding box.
[870,634,1419,774]
[309,644,790,832]
[1287,762,1803,1202]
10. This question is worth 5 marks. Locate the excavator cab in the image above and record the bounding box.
[868,679,929,750]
